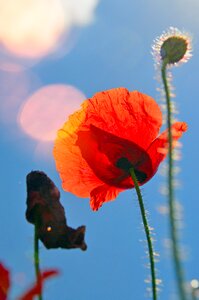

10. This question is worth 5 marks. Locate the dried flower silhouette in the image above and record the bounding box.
[26,171,87,251]
[0,262,58,300]
[53,87,187,211]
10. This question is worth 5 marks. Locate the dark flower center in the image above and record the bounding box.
[116,157,147,183]
[115,157,133,171]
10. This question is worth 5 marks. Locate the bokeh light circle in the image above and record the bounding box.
[0,0,66,58]
[18,84,86,141]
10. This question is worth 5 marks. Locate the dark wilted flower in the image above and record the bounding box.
[26,171,87,251]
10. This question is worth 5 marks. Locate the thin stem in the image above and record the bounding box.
[161,60,187,300]
[130,168,157,300]
[34,222,42,300]
[191,290,197,300]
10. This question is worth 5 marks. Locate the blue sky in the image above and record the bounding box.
[0,0,199,299]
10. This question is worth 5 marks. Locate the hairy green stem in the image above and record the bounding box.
[161,60,187,300]
[34,222,42,300]
[130,168,157,300]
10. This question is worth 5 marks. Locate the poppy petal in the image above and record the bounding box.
[146,122,188,175]
[76,126,153,188]
[81,88,162,149]
[54,128,103,197]
[0,263,10,300]
[19,270,59,300]
[90,184,123,211]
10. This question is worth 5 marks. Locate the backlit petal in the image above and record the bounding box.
[90,185,123,211]
[54,127,103,197]
[146,122,188,175]
[76,126,153,188]
[79,88,162,149]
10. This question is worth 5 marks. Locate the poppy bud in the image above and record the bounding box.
[152,27,192,66]
[26,171,87,251]
[160,36,188,64]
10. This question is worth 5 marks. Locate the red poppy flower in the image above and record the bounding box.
[53,87,187,211]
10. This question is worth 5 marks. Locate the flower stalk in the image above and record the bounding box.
[130,167,157,300]
[34,220,42,300]
[190,280,199,300]
[161,59,187,300]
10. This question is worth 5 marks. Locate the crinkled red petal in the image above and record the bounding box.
[82,88,162,149]
[90,184,123,211]
[146,122,188,176]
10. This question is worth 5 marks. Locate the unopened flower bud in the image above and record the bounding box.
[160,36,188,64]
[152,27,192,66]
